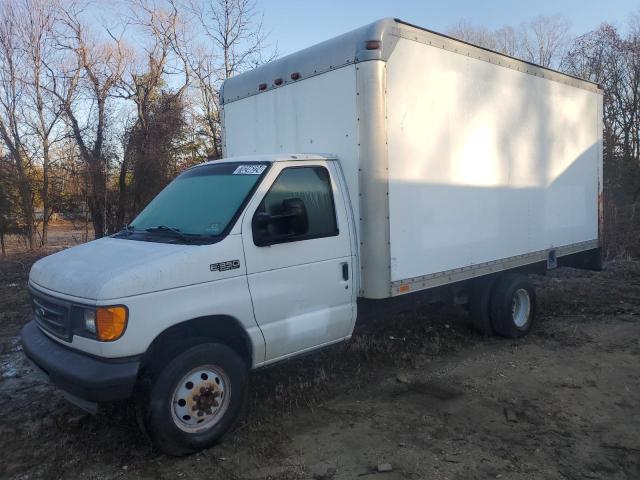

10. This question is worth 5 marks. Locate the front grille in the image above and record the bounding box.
[31,288,72,341]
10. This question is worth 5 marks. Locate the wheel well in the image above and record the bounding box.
[140,315,253,376]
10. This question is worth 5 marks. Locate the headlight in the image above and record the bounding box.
[84,309,96,334]
[82,306,128,341]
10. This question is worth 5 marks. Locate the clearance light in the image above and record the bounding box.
[274,78,283,86]
[95,306,128,341]
[365,40,381,50]
[258,83,267,91]
[290,72,301,80]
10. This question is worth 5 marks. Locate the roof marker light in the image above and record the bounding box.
[290,72,301,80]
[365,40,381,50]
[274,77,283,86]
[258,83,267,91]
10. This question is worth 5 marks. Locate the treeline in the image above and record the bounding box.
[449,14,640,256]
[1,4,639,257]
[0,0,271,253]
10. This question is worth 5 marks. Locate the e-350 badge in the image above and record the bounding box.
[210,260,240,272]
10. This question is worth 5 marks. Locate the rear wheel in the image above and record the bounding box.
[490,273,536,338]
[468,278,495,336]
[139,342,248,456]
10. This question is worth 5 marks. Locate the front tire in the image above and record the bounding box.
[140,342,248,456]
[490,273,536,338]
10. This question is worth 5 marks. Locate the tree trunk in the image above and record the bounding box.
[87,161,106,239]
[116,156,128,228]
[15,164,35,250]
[88,199,105,238]
[88,190,105,239]
[0,131,35,250]
[40,138,50,247]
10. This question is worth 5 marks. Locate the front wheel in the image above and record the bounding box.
[490,273,536,338]
[139,342,248,456]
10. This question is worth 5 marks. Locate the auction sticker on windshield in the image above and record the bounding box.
[233,165,267,175]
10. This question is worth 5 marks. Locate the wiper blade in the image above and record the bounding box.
[145,225,195,243]
[114,224,135,237]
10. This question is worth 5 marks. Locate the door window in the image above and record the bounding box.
[254,166,338,244]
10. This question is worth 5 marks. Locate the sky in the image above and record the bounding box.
[258,0,639,56]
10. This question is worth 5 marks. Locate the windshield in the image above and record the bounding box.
[125,162,268,241]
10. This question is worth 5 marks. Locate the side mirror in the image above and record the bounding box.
[281,198,309,236]
[253,212,271,230]
[252,212,272,246]
[252,197,309,246]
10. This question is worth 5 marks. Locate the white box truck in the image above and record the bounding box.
[21,18,603,455]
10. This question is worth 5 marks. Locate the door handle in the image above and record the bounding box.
[342,263,349,281]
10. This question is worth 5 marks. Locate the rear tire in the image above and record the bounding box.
[468,278,495,336]
[490,273,536,338]
[139,342,248,456]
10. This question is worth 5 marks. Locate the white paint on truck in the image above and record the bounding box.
[239,160,356,362]
[21,17,603,455]
[222,18,603,298]
[223,65,362,241]
[385,35,601,283]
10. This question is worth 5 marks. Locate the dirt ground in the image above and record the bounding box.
[0,224,638,479]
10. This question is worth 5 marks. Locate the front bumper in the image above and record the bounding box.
[21,320,140,403]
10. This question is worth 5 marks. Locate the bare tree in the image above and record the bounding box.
[493,25,519,57]
[122,0,190,121]
[0,1,37,249]
[52,2,130,238]
[190,0,270,79]
[519,15,571,68]
[562,19,640,255]
[187,0,275,158]
[115,0,190,226]
[448,15,570,69]
[19,0,65,246]
[187,44,224,158]
[0,149,22,254]
[447,19,497,50]
[563,23,638,169]
[624,14,640,165]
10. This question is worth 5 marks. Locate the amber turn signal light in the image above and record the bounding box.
[96,306,128,341]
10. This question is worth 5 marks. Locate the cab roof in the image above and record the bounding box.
[198,153,337,167]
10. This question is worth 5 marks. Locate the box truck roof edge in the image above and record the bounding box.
[220,17,602,106]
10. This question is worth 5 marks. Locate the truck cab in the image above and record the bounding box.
[22,154,357,455]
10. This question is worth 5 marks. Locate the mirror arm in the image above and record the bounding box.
[268,211,298,221]
[254,231,297,247]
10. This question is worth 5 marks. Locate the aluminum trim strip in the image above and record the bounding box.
[390,240,599,296]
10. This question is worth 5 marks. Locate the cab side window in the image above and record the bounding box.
[253,166,338,245]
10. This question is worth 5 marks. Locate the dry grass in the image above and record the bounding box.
[1,220,91,256]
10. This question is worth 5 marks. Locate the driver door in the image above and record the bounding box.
[241,160,355,363]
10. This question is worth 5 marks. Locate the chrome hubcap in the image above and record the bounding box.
[512,288,531,328]
[171,365,230,433]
